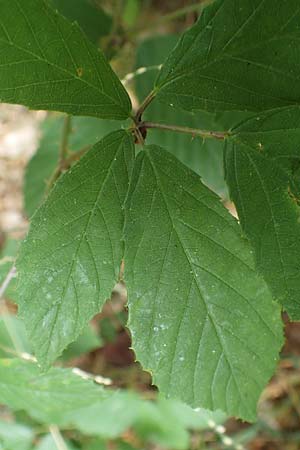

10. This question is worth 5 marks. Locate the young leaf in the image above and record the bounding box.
[16,130,135,368]
[156,0,300,113]
[24,115,122,217]
[225,108,300,318]
[124,146,283,421]
[0,0,131,119]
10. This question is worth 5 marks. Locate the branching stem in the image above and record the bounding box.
[134,90,157,123]
[141,121,228,140]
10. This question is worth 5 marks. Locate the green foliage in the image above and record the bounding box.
[225,107,300,318]
[156,0,300,113]
[24,115,122,216]
[0,0,131,118]
[35,434,76,450]
[0,359,225,449]
[124,146,283,421]
[16,130,134,367]
[0,315,31,357]
[50,0,112,44]
[135,35,228,198]
[0,420,34,450]
[1,0,300,444]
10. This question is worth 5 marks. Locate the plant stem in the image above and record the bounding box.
[122,64,162,85]
[134,90,157,123]
[47,115,72,192]
[142,121,228,140]
[153,1,208,24]
[49,425,69,450]
[59,115,72,166]
[0,265,16,299]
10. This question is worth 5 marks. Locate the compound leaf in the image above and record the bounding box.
[156,0,300,114]
[124,145,283,421]
[16,130,134,368]
[0,0,131,119]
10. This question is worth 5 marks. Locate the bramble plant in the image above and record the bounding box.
[1,0,300,447]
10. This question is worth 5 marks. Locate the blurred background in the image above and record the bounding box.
[1,1,300,449]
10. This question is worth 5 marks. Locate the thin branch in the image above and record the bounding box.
[142,121,228,140]
[152,1,209,24]
[59,115,72,166]
[49,425,69,450]
[47,115,72,192]
[122,64,162,85]
[134,90,157,123]
[0,265,16,299]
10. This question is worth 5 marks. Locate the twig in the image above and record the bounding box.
[134,90,157,123]
[47,115,72,192]
[142,121,228,140]
[122,64,162,85]
[0,265,16,299]
[59,115,72,166]
[49,425,69,450]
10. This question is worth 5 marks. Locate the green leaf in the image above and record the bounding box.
[0,420,33,450]
[50,0,112,44]
[0,359,109,424]
[156,0,300,114]
[16,130,135,368]
[0,315,32,357]
[60,324,102,360]
[135,34,228,198]
[225,107,300,318]
[0,313,101,360]
[0,359,225,449]
[0,0,131,119]
[24,115,123,217]
[124,145,283,421]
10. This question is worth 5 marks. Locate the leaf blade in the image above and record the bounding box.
[156,0,300,114]
[16,130,135,367]
[124,145,283,421]
[225,110,300,318]
[0,0,131,119]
